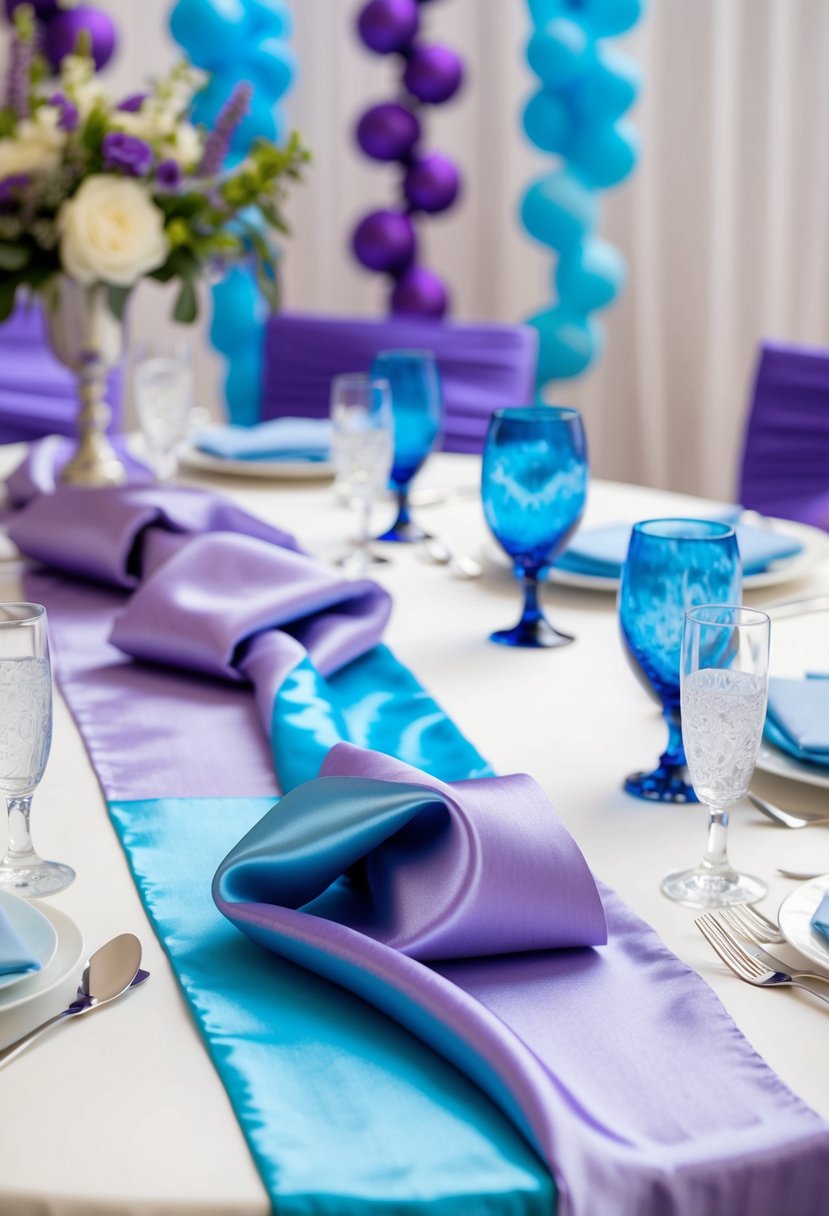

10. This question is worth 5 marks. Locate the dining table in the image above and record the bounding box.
[0,440,828,1216]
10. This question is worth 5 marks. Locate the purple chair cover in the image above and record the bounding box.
[738,341,829,530]
[261,312,539,453]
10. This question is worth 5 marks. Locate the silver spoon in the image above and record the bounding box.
[418,538,483,580]
[0,932,147,1070]
[777,867,828,880]
[748,792,829,829]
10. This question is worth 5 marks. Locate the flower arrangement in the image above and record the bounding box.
[0,8,309,324]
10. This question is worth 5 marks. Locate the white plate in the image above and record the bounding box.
[0,890,58,994]
[482,517,829,593]
[178,444,335,481]
[755,742,829,791]
[0,902,84,1050]
[778,874,829,973]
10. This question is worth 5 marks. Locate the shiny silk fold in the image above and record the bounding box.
[9,481,829,1216]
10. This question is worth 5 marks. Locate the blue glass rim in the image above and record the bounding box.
[684,604,770,629]
[632,517,736,542]
[491,405,582,425]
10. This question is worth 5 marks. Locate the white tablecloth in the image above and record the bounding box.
[1,449,828,1215]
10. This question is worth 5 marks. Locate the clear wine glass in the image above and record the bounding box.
[133,337,194,482]
[661,604,770,908]
[481,405,588,648]
[0,603,74,897]
[330,374,394,575]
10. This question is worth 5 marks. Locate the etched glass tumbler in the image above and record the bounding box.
[661,605,770,907]
[0,603,74,897]
[330,373,394,574]
[618,520,741,803]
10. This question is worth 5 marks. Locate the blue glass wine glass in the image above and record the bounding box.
[371,349,442,543]
[482,406,588,648]
[618,519,742,803]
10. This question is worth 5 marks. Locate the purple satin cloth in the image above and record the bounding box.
[739,341,829,529]
[262,312,539,454]
[216,743,829,1216]
[4,435,151,508]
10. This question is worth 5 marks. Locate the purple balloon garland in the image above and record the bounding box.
[351,0,464,318]
[5,0,118,72]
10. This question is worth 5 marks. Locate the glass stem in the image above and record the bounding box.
[356,496,372,554]
[392,489,411,531]
[701,806,731,872]
[520,572,543,624]
[5,796,35,861]
[660,707,686,768]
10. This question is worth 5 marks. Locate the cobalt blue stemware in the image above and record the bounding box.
[618,519,742,803]
[482,405,588,648]
[371,349,442,543]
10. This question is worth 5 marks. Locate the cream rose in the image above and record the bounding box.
[58,175,169,287]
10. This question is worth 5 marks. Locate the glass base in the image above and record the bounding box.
[624,764,699,803]
[660,865,767,909]
[0,857,75,898]
[490,617,575,649]
[376,520,432,544]
[335,547,389,574]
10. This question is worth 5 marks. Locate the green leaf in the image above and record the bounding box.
[173,277,198,324]
[106,285,131,321]
[0,243,29,271]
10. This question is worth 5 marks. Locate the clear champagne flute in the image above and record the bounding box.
[133,337,194,482]
[0,603,74,897]
[661,605,770,908]
[330,374,394,575]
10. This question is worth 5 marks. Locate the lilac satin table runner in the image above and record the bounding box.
[6,473,829,1216]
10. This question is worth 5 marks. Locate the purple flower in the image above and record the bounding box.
[48,92,79,132]
[102,131,154,177]
[5,30,31,121]
[197,81,252,177]
[117,92,148,114]
[0,174,30,206]
[155,158,182,192]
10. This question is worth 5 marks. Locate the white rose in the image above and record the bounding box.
[0,108,66,180]
[58,175,170,287]
[161,122,202,169]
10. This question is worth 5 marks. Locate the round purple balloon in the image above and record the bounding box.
[353,210,416,273]
[5,0,60,19]
[390,266,448,317]
[42,6,117,71]
[356,103,420,163]
[357,0,418,54]
[403,44,463,104]
[403,152,460,213]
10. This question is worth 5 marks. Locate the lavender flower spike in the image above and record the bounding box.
[198,81,253,177]
[5,29,32,121]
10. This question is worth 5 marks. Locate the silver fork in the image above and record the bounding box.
[719,903,786,944]
[747,792,829,829]
[695,913,829,1006]
[716,909,829,981]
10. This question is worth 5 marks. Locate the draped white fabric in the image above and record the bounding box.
[22,1,829,497]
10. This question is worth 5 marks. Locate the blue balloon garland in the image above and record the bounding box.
[169,0,296,425]
[520,0,645,391]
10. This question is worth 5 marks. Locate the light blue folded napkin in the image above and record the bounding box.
[811,893,829,942]
[195,418,332,463]
[765,676,829,768]
[555,517,803,578]
[0,904,40,976]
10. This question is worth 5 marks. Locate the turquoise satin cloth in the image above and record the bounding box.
[110,795,554,1215]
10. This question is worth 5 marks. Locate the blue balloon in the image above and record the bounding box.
[527,17,592,88]
[522,88,571,154]
[526,0,565,26]
[223,342,264,427]
[244,36,296,98]
[528,305,604,383]
[520,170,598,251]
[246,0,292,37]
[569,44,640,123]
[169,0,250,66]
[581,0,647,37]
[210,266,267,354]
[567,118,639,188]
[192,81,278,154]
[555,237,626,312]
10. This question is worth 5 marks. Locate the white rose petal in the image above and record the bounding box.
[58,175,169,287]
[163,122,202,169]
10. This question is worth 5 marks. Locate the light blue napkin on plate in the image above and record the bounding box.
[765,675,829,768]
[0,904,40,975]
[195,418,332,463]
[811,893,829,942]
[555,518,803,578]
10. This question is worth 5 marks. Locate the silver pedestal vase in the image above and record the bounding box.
[42,277,127,486]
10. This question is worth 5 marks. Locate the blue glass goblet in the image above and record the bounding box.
[482,406,588,648]
[618,519,741,803]
[371,349,442,543]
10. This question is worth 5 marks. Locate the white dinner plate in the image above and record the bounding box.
[778,874,829,973]
[0,890,58,994]
[178,444,335,481]
[755,742,829,791]
[0,902,84,1050]
[482,517,829,593]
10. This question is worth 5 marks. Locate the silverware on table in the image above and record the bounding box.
[719,902,786,945]
[747,792,829,830]
[417,538,483,580]
[777,866,829,880]
[695,913,829,1007]
[0,933,148,1070]
[717,908,829,980]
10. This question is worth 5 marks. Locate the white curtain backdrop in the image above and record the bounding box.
[13,0,829,499]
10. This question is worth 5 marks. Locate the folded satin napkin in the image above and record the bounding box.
[556,517,803,578]
[4,435,152,509]
[765,676,829,768]
[811,893,829,941]
[0,904,40,976]
[194,417,332,462]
